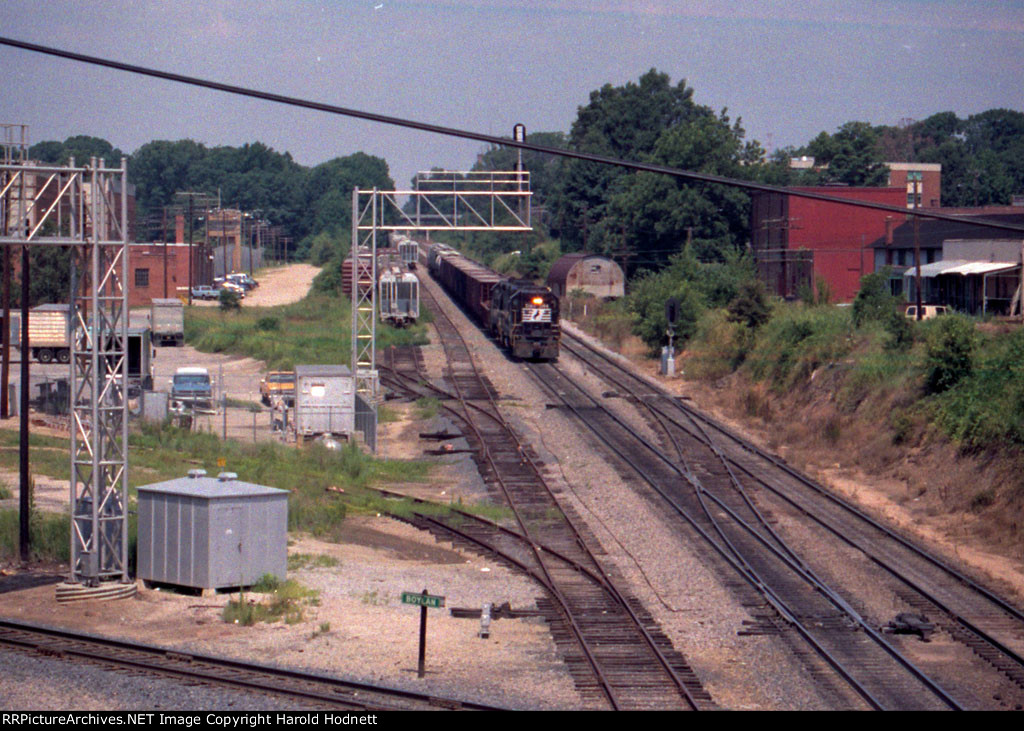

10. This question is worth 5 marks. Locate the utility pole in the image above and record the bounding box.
[188,195,194,305]
[19,242,29,562]
[913,178,922,321]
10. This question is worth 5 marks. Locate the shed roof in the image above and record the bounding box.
[295,364,352,378]
[546,253,621,286]
[138,476,287,499]
[902,260,1018,278]
[943,261,1018,275]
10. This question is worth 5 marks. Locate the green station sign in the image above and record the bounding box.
[401,591,445,609]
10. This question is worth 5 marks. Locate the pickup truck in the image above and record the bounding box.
[260,370,295,406]
[191,285,219,301]
[169,367,215,413]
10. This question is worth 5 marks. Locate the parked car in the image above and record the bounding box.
[226,273,258,290]
[191,285,219,300]
[219,280,246,298]
[905,304,949,320]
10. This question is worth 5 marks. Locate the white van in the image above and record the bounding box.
[905,304,949,320]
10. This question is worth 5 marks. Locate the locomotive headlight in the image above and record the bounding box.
[531,297,544,305]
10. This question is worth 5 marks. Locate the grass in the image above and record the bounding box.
[288,553,340,571]
[186,294,430,370]
[0,509,70,562]
[222,576,320,626]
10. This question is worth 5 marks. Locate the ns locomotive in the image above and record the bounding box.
[428,243,560,360]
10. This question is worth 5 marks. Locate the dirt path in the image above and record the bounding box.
[189,263,321,308]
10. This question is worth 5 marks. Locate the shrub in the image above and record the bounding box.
[727,279,771,330]
[924,315,976,394]
[218,289,241,311]
[852,269,898,328]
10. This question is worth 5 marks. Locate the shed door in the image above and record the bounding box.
[215,506,245,587]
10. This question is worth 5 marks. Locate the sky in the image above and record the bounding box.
[2,0,1022,195]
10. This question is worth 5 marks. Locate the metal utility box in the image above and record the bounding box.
[136,472,288,590]
[294,364,355,440]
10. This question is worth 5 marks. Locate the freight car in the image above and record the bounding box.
[379,266,420,326]
[398,237,419,269]
[427,243,560,361]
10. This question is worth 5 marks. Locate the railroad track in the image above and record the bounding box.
[0,618,502,711]
[540,330,1024,710]
[380,277,712,711]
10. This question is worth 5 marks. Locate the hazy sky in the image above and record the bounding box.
[2,1,1022,193]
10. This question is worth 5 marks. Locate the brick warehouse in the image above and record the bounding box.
[127,241,212,308]
[751,186,908,302]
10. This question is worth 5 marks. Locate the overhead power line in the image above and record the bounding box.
[3,35,1024,236]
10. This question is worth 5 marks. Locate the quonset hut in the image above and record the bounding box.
[546,254,625,300]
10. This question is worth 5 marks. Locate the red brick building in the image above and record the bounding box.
[127,242,212,308]
[885,162,942,209]
[751,186,908,302]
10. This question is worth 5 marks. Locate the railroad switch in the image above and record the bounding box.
[883,612,935,642]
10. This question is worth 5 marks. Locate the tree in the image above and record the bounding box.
[552,70,758,269]
[803,122,888,187]
[554,70,708,251]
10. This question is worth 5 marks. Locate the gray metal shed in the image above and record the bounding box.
[294,364,355,440]
[136,472,288,590]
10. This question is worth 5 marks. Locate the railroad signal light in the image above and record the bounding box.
[665,297,679,326]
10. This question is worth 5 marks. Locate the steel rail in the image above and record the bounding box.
[416,281,703,710]
[368,485,621,593]
[563,331,1024,671]
[528,364,887,708]
[533,360,963,710]
[419,286,625,710]
[0,618,503,711]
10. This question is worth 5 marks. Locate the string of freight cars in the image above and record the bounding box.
[3,34,1024,236]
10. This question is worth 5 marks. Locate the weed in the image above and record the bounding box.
[288,553,340,571]
[970,488,996,512]
[415,397,440,420]
[222,578,319,626]
[823,415,842,445]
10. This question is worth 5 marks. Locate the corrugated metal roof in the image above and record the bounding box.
[546,253,620,288]
[902,260,967,278]
[902,260,1019,277]
[942,261,1018,275]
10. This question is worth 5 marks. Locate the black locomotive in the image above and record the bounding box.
[427,243,560,361]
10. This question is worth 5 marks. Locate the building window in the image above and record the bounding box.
[135,268,150,287]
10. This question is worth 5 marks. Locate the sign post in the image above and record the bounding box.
[401,589,446,678]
